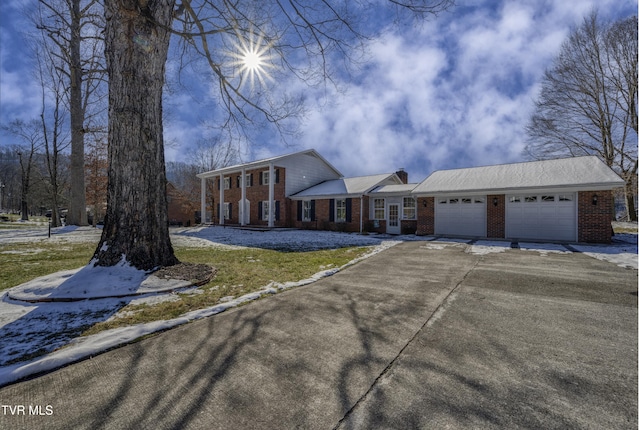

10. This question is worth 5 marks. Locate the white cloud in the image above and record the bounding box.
[266,0,638,181]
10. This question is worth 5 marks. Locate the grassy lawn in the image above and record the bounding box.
[0,240,371,335]
[0,242,97,291]
[84,246,368,334]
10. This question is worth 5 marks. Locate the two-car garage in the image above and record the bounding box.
[414,156,625,243]
[433,193,577,241]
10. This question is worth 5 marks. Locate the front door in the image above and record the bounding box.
[239,199,250,225]
[387,204,401,234]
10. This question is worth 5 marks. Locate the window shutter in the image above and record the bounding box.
[346,198,352,222]
[297,201,302,221]
[258,201,263,219]
[275,201,280,221]
[310,200,316,221]
[216,178,220,189]
[217,204,220,220]
[275,169,280,184]
[229,203,232,220]
[250,173,254,186]
[259,172,263,185]
[329,199,335,222]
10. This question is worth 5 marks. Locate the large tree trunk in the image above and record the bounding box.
[94,0,178,270]
[66,0,88,226]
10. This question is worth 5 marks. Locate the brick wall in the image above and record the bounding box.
[486,194,505,238]
[578,190,614,243]
[291,197,367,232]
[416,197,434,235]
[212,166,287,226]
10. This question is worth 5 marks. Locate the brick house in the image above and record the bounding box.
[289,171,413,233]
[412,156,625,243]
[196,150,343,228]
[197,151,624,243]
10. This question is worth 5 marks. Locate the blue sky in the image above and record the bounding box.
[1,0,637,182]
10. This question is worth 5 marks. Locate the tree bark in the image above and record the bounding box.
[94,0,178,270]
[67,0,88,226]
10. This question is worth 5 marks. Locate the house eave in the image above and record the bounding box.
[412,182,626,197]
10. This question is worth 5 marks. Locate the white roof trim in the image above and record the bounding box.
[196,149,342,179]
[291,173,402,199]
[413,156,625,196]
[369,183,418,195]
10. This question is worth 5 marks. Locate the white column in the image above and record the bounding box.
[240,168,246,226]
[219,173,224,225]
[200,177,207,224]
[268,162,274,228]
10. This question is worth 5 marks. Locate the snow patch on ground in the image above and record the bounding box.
[467,241,511,255]
[519,242,571,256]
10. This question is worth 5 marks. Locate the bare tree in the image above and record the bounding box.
[37,44,72,227]
[32,0,107,226]
[85,134,108,226]
[525,11,638,220]
[94,0,453,270]
[189,136,240,222]
[1,124,43,221]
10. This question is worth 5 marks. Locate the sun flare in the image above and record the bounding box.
[228,28,276,93]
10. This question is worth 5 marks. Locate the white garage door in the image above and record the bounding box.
[435,196,486,237]
[506,193,576,242]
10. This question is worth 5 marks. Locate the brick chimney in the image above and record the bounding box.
[395,168,408,184]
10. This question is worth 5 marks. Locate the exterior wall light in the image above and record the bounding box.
[492,197,499,207]
[422,199,427,207]
[592,194,598,205]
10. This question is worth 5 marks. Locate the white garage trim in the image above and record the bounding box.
[506,193,576,242]
[435,196,486,237]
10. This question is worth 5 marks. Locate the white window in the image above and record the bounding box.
[509,196,521,203]
[474,197,486,204]
[303,200,312,222]
[244,174,252,187]
[438,198,447,204]
[449,198,459,204]
[525,196,537,203]
[223,177,231,190]
[336,199,346,223]
[403,197,416,219]
[541,195,555,202]
[559,195,573,202]
[374,199,385,220]
[224,202,230,220]
[461,198,472,204]
[262,171,271,185]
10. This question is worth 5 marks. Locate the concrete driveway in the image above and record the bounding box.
[0,241,637,429]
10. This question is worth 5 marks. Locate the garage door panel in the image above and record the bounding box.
[506,193,576,241]
[435,197,486,237]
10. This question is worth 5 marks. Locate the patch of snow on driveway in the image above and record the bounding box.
[573,234,638,269]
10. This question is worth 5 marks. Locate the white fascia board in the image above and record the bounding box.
[412,183,624,197]
[196,149,343,179]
